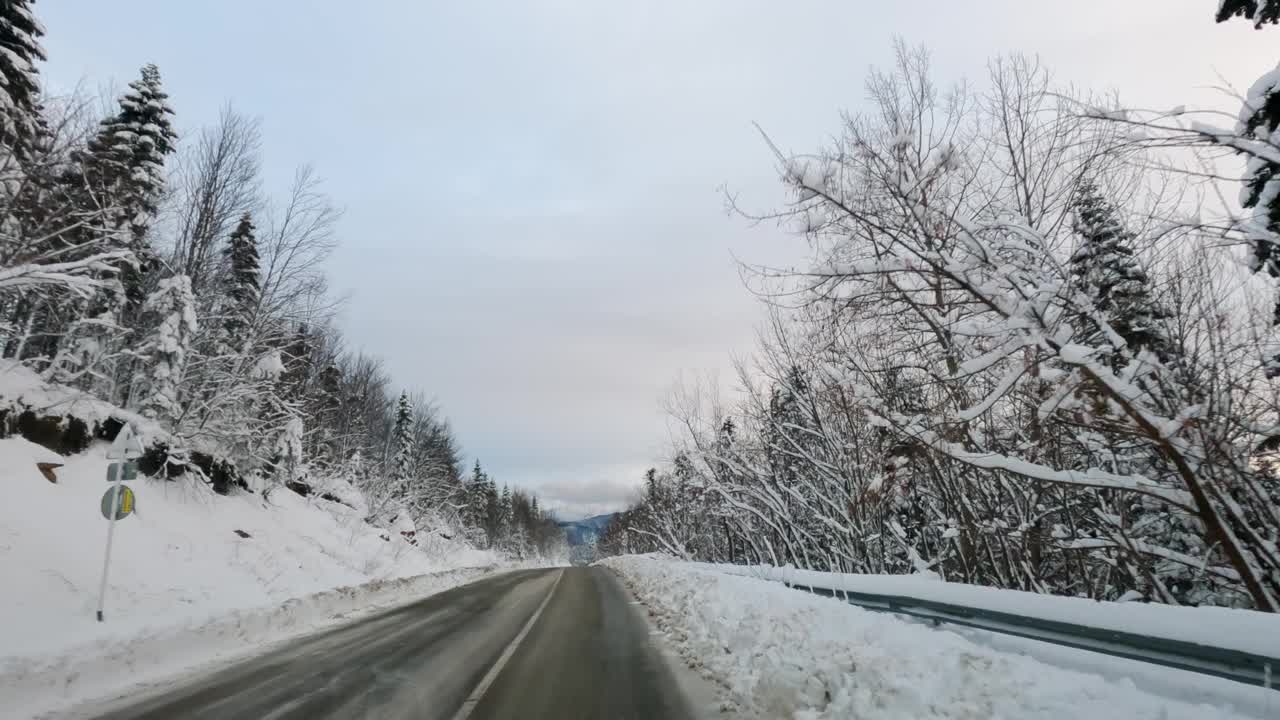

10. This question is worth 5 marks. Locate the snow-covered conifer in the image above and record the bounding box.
[84,64,176,241]
[1234,68,1280,321]
[497,484,513,546]
[1211,0,1280,330]
[392,391,414,488]
[221,213,260,351]
[1070,180,1171,362]
[1217,0,1280,27]
[139,275,196,423]
[0,0,47,170]
[79,64,176,308]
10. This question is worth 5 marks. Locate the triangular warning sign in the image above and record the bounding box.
[107,423,145,460]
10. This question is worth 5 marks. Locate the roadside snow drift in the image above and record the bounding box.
[5,565,495,719]
[694,562,1280,660]
[601,555,1263,720]
[0,436,498,717]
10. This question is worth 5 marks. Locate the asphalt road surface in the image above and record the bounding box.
[91,567,700,720]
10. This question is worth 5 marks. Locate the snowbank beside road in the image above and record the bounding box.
[0,435,500,717]
[1,437,495,658]
[601,555,1262,720]
[693,562,1280,660]
[5,565,495,719]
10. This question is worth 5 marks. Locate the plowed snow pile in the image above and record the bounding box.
[600,555,1262,720]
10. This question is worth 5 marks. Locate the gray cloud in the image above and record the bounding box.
[530,469,647,521]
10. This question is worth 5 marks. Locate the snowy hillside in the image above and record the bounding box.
[0,435,500,717]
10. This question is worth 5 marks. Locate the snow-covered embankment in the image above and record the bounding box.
[600,555,1271,720]
[0,436,498,718]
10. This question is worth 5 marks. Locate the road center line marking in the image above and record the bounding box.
[450,569,564,720]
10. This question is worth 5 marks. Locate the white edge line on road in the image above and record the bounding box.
[450,569,564,720]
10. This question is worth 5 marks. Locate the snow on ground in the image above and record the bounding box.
[0,436,500,718]
[0,360,172,449]
[694,562,1280,659]
[694,562,1280,716]
[601,555,1271,720]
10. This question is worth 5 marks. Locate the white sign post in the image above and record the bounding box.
[97,423,144,622]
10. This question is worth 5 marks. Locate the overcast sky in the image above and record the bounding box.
[39,2,1276,518]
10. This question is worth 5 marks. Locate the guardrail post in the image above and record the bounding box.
[1266,662,1272,691]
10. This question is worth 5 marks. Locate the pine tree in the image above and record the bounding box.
[1235,68,1280,321]
[221,213,260,352]
[139,275,197,423]
[40,65,178,388]
[0,1,51,362]
[0,0,47,170]
[1215,0,1280,330]
[498,485,513,547]
[392,391,414,489]
[273,414,304,483]
[461,461,484,544]
[482,472,499,542]
[1069,181,1170,364]
[1217,0,1280,27]
[347,449,366,487]
[465,460,489,532]
[80,63,177,308]
[310,361,342,468]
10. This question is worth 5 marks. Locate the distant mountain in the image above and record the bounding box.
[556,513,617,546]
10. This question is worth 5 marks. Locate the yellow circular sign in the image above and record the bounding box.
[100,485,136,521]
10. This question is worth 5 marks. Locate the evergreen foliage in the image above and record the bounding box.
[1069,180,1170,362]
[222,213,259,351]
[0,0,46,167]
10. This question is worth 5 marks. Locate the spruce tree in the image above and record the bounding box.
[1235,68,1280,320]
[311,362,342,468]
[0,0,47,170]
[392,391,414,489]
[222,213,260,352]
[1216,0,1280,330]
[80,63,177,307]
[1069,181,1170,364]
[0,0,48,355]
[465,460,488,531]
[482,472,499,542]
[1217,0,1280,27]
[498,485,513,546]
[139,275,197,423]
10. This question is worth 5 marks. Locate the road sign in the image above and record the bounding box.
[106,461,138,483]
[99,423,143,622]
[100,485,135,521]
[106,423,145,460]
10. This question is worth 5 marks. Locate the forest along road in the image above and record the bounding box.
[87,567,701,720]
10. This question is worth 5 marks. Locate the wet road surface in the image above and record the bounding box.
[89,567,698,720]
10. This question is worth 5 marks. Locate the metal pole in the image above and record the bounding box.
[96,476,123,622]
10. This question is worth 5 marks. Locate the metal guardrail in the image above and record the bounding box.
[783,581,1277,691]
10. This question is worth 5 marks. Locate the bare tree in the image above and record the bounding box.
[167,105,262,295]
[619,45,1280,611]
